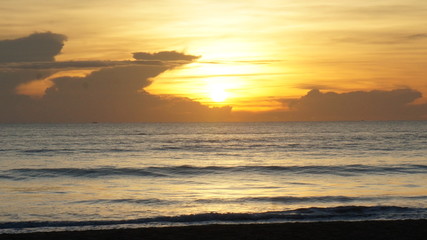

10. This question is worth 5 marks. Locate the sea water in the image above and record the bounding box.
[0,121,426,233]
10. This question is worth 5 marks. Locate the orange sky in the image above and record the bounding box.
[1,0,427,122]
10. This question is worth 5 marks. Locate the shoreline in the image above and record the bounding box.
[2,219,426,240]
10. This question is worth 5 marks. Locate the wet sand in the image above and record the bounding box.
[2,220,426,240]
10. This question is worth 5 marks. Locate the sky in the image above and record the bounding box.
[1,0,427,122]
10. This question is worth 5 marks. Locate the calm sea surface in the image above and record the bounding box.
[0,121,426,233]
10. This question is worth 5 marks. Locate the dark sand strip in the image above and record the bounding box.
[2,220,426,240]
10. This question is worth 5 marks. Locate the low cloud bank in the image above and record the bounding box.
[1,32,426,122]
[0,32,230,123]
[286,88,427,121]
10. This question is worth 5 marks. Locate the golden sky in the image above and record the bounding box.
[1,0,427,122]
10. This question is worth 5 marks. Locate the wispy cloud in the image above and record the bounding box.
[133,51,200,61]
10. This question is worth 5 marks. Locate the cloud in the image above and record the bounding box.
[330,31,427,46]
[0,32,199,101]
[0,65,232,123]
[1,60,163,70]
[45,65,167,97]
[2,32,425,123]
[285,89,427,121]
[133,51,200,61]
[0,32,233,123]
[0,69,54,95]
[0,32,67,63]
[232,89,427,122]
[0,33,187,70]
[405,33,427,41]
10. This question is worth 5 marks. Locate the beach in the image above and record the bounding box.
[2,220,427,240]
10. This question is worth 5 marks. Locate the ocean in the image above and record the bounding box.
[0,121,426,233]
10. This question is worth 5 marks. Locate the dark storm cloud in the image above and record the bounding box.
[133,51,200,61]
[0,32,67,62]
[285,89,427,121]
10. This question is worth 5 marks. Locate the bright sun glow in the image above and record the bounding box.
[146,61,284,110]
[209,85,228,102]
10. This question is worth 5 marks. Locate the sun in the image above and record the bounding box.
[209,85,228,102]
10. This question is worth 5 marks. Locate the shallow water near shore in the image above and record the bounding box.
[1,121,426,233]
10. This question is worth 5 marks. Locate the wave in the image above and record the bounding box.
[23,149,66,153]
[65,195,427,206]
[196,196,379,204]
[196,195,427,204]
[2,164,426,180]
[1,206,425,231]
[21,148,135,155]
[72,198,175,205]
[2,167,166,179]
